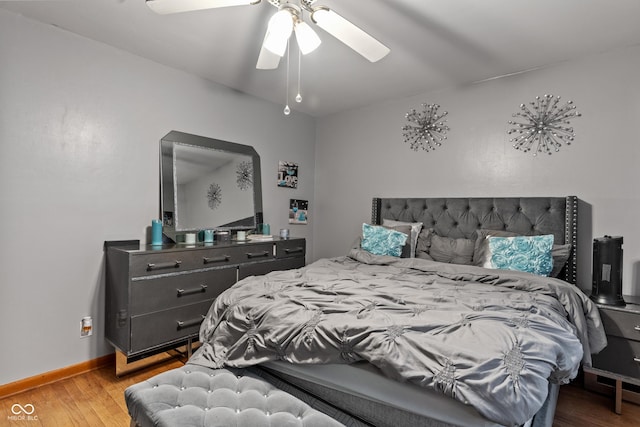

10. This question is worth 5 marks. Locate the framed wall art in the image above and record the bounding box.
[288,199,308,224]
[277,161,298,188]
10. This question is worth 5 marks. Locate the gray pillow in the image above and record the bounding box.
[415,228,433,260]
[416,228,473,265]
[550,243,571,278]
[429,234,474,265]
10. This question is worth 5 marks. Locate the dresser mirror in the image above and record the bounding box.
[160,130,263,243]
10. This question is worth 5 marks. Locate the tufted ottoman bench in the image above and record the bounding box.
[124,365,346,427]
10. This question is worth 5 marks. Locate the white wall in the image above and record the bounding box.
[313,45,640,296]
[0,10,315,385]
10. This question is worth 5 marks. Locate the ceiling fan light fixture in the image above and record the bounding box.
[146,0,259,15]
[263,9,294,56]
[294,21,321,55]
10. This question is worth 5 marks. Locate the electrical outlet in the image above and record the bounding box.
[81,316,93,337]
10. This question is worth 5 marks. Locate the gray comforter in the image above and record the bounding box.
[189,249,607,426]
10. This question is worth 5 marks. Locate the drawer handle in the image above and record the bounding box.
[147,260,182,271]
[177,284,208,297]
[284,247,304,254]
[176,315,205,330]
[246,251,270,259]
[203,255,230,264]
[634,357,640,363]
[634,326,640,332]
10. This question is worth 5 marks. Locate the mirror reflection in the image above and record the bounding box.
[174,143,254,230]
[160,131,263,243]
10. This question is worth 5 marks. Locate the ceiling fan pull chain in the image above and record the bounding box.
[284,38,291,115]
[296,47,302,103]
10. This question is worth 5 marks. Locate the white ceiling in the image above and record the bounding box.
[3,0,640,117]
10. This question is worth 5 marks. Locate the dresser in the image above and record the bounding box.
[105,237,305,370]
[584,295,640,413]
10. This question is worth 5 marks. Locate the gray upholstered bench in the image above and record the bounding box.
[125,365,346,427]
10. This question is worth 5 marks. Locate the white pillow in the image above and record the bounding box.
[382,219,423,258]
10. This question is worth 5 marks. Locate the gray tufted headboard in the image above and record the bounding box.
[372,196,578,284]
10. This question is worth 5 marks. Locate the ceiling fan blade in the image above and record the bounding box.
[256,45,282,69]
[146,0,260,15]
[311,7,390,62]
[256,26,282,69]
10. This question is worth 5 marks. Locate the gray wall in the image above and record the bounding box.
[0,10,315,385]
[313,45,640,296]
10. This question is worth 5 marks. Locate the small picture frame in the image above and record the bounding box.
[289,199,308,224]
[278,161,298,188]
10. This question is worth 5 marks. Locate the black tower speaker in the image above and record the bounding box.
[590,235,625,306]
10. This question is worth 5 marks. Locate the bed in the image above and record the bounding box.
[188,196,607,427]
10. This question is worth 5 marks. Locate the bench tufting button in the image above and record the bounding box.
[180,386,185,391]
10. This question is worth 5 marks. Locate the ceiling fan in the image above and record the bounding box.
[145,0,390,70]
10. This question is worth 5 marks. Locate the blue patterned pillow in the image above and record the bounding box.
[361,224,408,257]
[484,235,554,276]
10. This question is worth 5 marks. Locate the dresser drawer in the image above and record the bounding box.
[130,244,275,277]
[234,242,276,263]
[599,308,640,341]
[592,335,640,379]
[130,267,237,315]
[276,239,306,259]
[130,300,213,353]
[238,257,305,280]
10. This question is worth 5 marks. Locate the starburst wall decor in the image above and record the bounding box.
[507,94,581,156]
[236,161,253,190]
[207,183,222,210]
[402,103,450,152]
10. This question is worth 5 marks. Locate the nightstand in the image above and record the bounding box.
[584,295,640,414]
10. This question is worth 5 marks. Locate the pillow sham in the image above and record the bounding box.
[382,219,423,258]
[473,229,571,277]
[483,234,554,276]
[361,223,408,257]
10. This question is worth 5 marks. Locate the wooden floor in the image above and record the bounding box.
[2,360,639,426]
